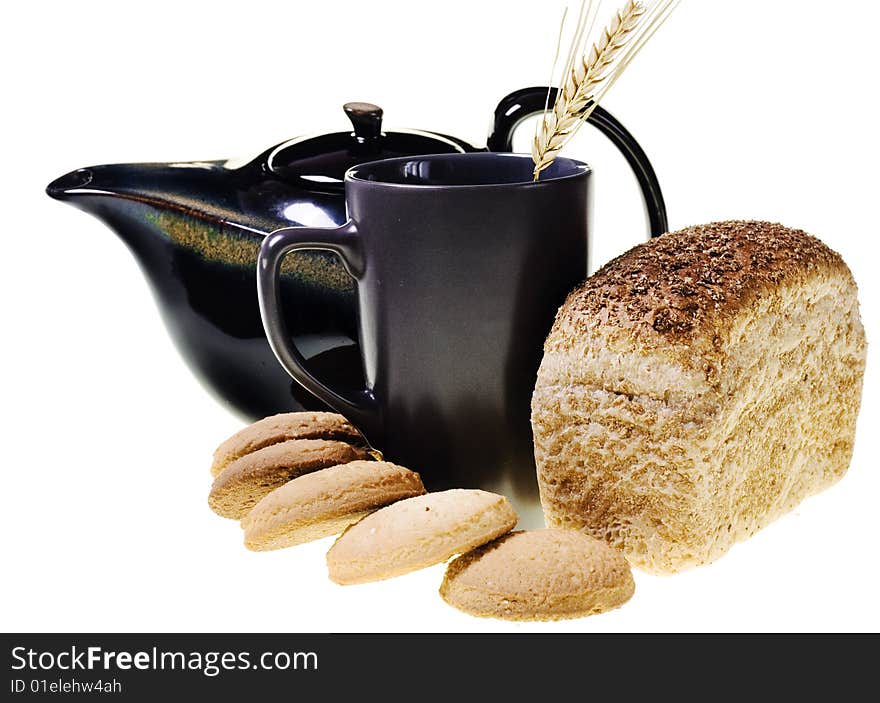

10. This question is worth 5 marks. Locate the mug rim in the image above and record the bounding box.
[345,152,590,190]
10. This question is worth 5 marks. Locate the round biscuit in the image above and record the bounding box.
[242,461,426,551]
[208,439,372,519]
[326,489,517,585]
[440,529,635,621]
[211,412,364,477]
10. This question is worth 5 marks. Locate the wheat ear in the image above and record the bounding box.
[532,0,677,180]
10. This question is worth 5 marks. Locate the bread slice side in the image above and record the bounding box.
[533,365,720,572]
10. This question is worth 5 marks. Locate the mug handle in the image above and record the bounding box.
[257,222,381,438]
[487,86,668,239]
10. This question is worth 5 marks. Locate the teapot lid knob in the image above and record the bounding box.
[343,102,383,142]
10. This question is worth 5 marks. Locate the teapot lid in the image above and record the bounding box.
[267,102,468,191]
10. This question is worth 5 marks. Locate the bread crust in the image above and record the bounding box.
[550,220,849,358]
[533,221,866,573]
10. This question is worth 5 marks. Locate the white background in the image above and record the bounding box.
[2,0,878,632]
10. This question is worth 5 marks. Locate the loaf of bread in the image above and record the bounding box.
[531,221,866,573]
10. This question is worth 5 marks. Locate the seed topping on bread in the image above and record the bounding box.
[555,220,850,349]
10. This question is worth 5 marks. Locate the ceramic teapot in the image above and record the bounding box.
[46,87,667,420]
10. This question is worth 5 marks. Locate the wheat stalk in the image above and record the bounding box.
[532,1,644,175]
[532,0,678,180]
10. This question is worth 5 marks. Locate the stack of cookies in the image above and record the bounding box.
[208,412,634,621]
[209,412,424,544]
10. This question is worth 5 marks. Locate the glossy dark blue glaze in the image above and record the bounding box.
[46,90,668,421]
[46,112,467,419]
[47,159,364,419]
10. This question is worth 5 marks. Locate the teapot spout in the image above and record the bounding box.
[46,160,237,222]
[46,159,273,255]
[46,167,96,199]
[45,156,326,241]
[46,161,198,255]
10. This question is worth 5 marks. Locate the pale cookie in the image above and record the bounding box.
[242,461,426,551]
[440,529,635,621]
[208,439,372,519]
[211,412,364,477]
[326,489,517,585]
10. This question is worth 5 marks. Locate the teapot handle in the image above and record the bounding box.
[487,86,668,238]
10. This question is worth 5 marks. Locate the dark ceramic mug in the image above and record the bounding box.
[258,153,659,518]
